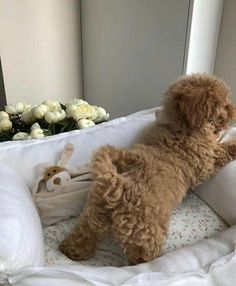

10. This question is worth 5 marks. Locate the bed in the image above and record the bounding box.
[1,108,236,286]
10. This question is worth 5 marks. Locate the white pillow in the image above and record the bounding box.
[195,161,236,226]
[195,127,236,226]
[0,163,45,272]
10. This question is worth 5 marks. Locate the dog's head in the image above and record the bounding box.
[161,73,236,134]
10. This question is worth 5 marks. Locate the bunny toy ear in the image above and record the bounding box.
[66,163,90,176]
[57,143,74,167]
[30,162,52,198]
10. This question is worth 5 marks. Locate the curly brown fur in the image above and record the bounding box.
[59,73,236,265]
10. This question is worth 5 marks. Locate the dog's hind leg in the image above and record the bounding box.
[59,145,146,261]
[110,172,186,265]
[59,214,101,261]
[59,180,113,260]
[111,205,169,265]
[59,152,132,260]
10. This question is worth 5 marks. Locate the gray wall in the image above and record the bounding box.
[81,0,191,118]
[215,0,236,103]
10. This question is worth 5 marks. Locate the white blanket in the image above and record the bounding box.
[43,192,227,267]
[6,226,236,286]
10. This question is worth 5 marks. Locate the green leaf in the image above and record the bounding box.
[0,131,12,142]
[60,103,67,111]
[42,129,52,137]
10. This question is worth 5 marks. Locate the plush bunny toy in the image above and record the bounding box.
[30,143,91,225]
[31,143,85,193]
[44,166,71,192]
[41,143,76,192]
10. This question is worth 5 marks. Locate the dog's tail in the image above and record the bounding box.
[90,145,143,209]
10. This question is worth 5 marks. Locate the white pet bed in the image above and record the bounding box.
[1,108,236,286]
[44,192,227,268]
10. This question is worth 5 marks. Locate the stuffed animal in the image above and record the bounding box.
[41,143,75,192]
[31,143,87,193]
[30,143,91,226]
[44,166,71,192]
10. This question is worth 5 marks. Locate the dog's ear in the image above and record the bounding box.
[175,90,216,129]
[164,74,232,130]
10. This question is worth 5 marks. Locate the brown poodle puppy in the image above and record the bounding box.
[59,74,236,265]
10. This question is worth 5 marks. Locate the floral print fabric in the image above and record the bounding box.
[43,191,228,267]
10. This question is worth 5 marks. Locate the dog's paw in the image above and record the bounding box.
[229,141,236,156]
[59,234,96,261]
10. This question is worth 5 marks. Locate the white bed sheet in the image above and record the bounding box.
[43,192,227,267]
[7,225,236,286]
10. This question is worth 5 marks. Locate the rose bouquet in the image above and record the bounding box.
[0,99,109,142]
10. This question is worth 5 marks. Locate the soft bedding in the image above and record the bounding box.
[43,192,227,267]
[0,163,44,273]
[193,127,236,226]
[1,107,236,286]
[8,226,236,286]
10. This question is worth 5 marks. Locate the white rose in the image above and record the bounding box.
[93,107,108,123]
[5,102,31,115]
[104,113,109,121]
[59,110,67,121]
[21,110,35,124]
[44,112,57,124]
[0,118,12,132]
[43,100,61,112]
[66,104,78,118]
[5,104,18,115]
[30,128,45,139]
[24,103,32,111]
[16,102,25,112]
[70,104,94,121]
[31,122,41,130]
[12,132,29,141]
[31,104,48,119]
[25,135,32,140]
[77,119,95,129]
[44,110,66,124]
[65,98,87,107]
[76,98,87,105]
[89,106,99,121]
[0,111,9,119]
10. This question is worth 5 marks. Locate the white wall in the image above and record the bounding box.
[0,0,82,105]
[186,0,223,74]
[215,0,236,103]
